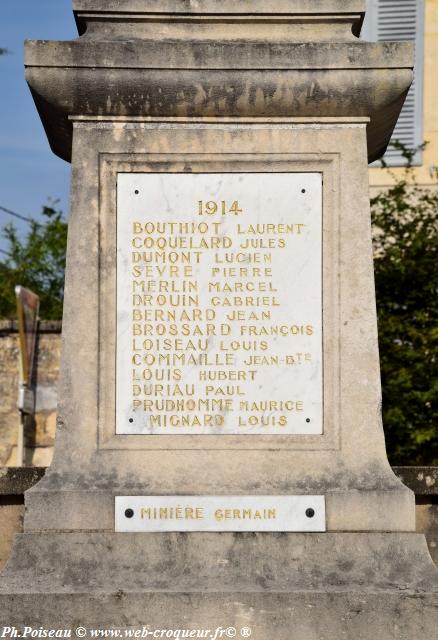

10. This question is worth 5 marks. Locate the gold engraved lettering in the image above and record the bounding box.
[240,324,314,336]
[149,414,225,427]
[239,400,303,412]
[140,506,204,520]
[198,200,242,216]
[127,188,317,435]
[211,267,272,278]
[214,252,272,264]
[199,370,257,381]
[214,508,277,521]
[208,281,277,293]
[237,223,305,235]
[226,311,271,321]
[211,296,280,307]
[238,415,288,427]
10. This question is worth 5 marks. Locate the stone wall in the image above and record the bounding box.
[0,320,61,467]
[0,468,45,571]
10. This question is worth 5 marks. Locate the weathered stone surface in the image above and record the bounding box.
[0,468,42,572]
[73,0,366,17]
[2,467,438,570]
[1,591,438,639]
[0,468,43,572]
[0,321,60,466]
[3,1,436,634]
[2,532,437,592]
[0,504,23,574]
[33,411,56,447]
[25,0,413,163]
[417,503,438,566]
[73,0,367,41]
[0,533,437,634]
[0,467,45,495]
[0,327,20,465]
[17,121,415,534]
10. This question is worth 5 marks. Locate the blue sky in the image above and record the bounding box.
[0,0,77,252]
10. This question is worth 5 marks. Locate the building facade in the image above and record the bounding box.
[366,0,438,187]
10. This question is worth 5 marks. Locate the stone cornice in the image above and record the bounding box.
[24,1,413,164]
[25,40,412,69]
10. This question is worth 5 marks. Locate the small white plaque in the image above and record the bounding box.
[116,172,322,435]
[115,495,326,532]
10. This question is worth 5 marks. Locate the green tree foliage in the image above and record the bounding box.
[371,144,438,465]
[0,203,67,320]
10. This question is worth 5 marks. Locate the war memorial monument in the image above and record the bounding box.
[0,1,437,637]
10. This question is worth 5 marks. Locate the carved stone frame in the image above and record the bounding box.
[98,153,340,451]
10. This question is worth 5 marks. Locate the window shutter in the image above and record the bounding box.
[361,0,425,166]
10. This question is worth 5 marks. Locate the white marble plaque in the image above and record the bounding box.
[116,172,322,435]
[115,495,326,532]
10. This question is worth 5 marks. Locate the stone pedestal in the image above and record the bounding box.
[1,1,437,636]
[1,532,437,637]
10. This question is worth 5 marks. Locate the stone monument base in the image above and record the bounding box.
[1,532,437,638]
